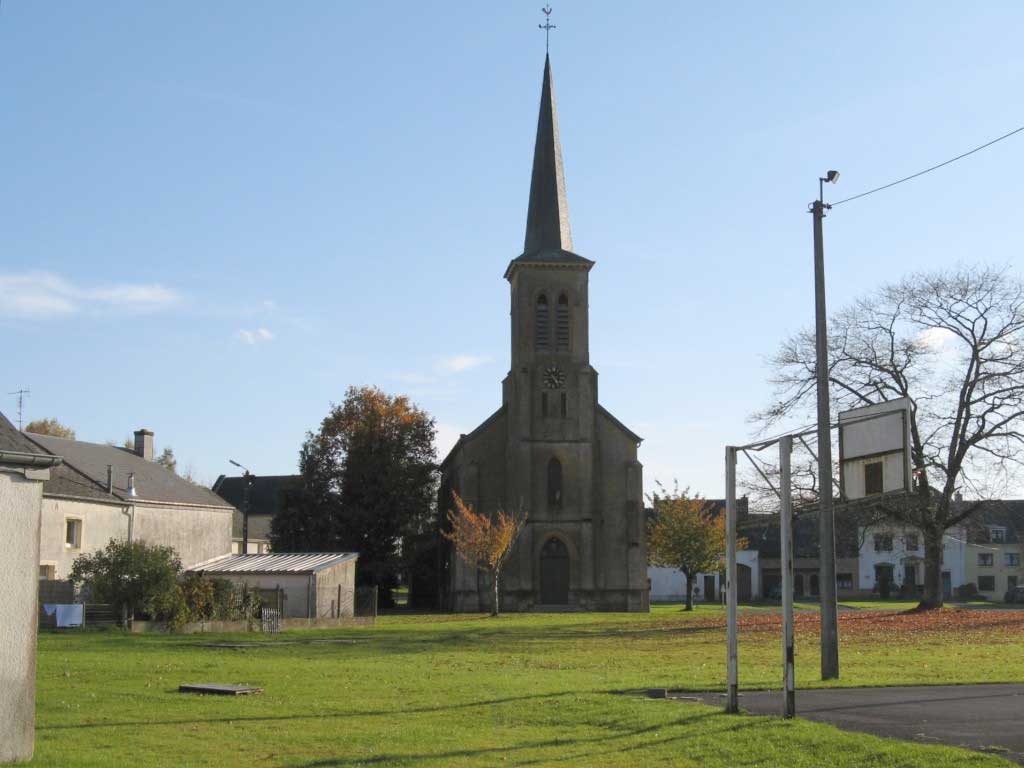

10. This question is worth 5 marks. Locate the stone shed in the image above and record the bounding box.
[190,553,358,619]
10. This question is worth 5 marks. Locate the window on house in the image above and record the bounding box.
[873,533,893,552]
[64,519,82,549]
[978,552,994,567]
[864,462,884,495]
[978,575,996,592]
[535,295,550,352]
[39,564,55,581]
[905,534,919,551]
[560,392,567,418]
[547,457,563,509]
[1005,552,1021,567]
[990,527,1006,543]
[1009,575,1019,590]
[556,294,570,351]
[837,573,853,590]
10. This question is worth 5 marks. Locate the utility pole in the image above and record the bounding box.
[724,445,739,713]
[229,459,255,555]
[813,172,840,680]
[8,388,29,430]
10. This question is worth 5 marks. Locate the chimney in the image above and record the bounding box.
[134,429,154,461]
[107,465,114,494]
[127,472,137,497]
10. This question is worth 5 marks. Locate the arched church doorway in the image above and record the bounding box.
[540,537,570,605]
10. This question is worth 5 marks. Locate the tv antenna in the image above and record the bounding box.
[9,388,30,430]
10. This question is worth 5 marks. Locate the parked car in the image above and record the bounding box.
[1004,585,1024,604]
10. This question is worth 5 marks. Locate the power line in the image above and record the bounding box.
[830,123,1024,207]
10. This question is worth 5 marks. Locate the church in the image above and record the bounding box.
[438,54,648,612]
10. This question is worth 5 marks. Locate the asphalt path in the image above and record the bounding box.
[687,684,1024,764]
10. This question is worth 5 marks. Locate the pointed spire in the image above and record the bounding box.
[523,54,573,255]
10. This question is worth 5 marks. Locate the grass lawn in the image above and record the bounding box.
[33,605,1024,767]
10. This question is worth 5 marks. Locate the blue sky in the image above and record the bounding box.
[2,2,1022,496]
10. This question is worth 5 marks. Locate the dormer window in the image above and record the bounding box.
[990,527,1006,543]
[535,295,550,352]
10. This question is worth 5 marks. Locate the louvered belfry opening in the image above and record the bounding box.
[556,294,570,351]
[536,294,550,351]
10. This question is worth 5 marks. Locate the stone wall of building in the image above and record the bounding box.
[40,496,233,579]
[0,469,45,764]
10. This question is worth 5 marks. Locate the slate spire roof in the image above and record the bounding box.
[524,54,573,255]
[506,55,593,280]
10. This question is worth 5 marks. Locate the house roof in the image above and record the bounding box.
[25,432,233,509]
[189,552,357,574]
[963,500,1024,544]
[0,411,61,468]
[212,474,301,541]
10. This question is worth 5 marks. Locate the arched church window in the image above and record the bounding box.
[556,294,570,351]
[535,295,550,351]
[548,457,563,509]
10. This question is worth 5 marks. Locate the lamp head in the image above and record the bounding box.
[824,170,840,184]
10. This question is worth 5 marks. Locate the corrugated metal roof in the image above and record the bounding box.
[190,552,358,574]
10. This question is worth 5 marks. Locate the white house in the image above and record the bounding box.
[649,551,760,603]
[858,523,966,599]
[26,429,235,581]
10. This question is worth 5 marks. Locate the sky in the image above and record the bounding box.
[2,2,1023,496]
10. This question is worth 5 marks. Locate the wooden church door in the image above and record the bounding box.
[540,537,570,605]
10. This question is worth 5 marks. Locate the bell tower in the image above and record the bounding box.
[503,54,596,446]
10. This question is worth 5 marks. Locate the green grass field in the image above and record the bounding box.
[33,605,1024,767]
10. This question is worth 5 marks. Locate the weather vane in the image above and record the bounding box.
[538,5,556,54]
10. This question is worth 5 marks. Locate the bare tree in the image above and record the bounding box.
[750,265,1024,608]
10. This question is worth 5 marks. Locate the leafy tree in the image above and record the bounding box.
[69,539,182,622]
[271,386,437,605]
[443,492,527,616]
[751,265,1024,608]
[156,446,177,474]
[647,483,742,611]
[25,417,75,439]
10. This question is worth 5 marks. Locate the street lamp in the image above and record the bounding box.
[229,459,256,555]
[811,170,840,680]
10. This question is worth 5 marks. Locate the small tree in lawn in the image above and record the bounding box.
[648,483,743,611]
[443,492,527,617]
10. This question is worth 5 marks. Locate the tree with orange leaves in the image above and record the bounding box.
[648,482,745,611]
[443,492,527,616]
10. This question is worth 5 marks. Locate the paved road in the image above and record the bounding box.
[688,684,1024,764]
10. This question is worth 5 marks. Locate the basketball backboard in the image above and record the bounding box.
[838,397,913,501]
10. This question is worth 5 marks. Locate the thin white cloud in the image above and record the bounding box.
[0,271,181,318]
[236,327,275,345]
[918,327,957,351]
[435,354,491,375]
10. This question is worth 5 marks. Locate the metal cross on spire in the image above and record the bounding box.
[538,5,556,53]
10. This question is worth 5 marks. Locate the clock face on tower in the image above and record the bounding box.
[543,366,566,389]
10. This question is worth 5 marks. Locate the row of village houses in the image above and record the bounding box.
[649,497,1024,604]
[0,414,354,622]
[7,412,1024,606]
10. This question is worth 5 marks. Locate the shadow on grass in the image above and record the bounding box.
[37,690,617,732]
[279,710,764,768]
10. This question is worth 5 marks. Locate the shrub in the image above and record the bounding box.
[956,583,980,601]
[70,539,182,623]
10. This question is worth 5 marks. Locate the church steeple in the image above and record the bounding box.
[523,54,573,255]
